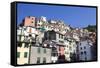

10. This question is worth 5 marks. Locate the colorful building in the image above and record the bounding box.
[78,38,92,61]
[29,46,52,64]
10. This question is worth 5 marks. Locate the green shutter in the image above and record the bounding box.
[24,52,27,58]
[17,52,20,58]
[43,57,46,63]
[44,48,46,53]
[38,47,41,53]
[37,57,40,63]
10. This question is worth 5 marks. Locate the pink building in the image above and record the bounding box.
[24,16,36,27]
[59,46,65,55]
[56,45,65,56]
[57,44,66,63]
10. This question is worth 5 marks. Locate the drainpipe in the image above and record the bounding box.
[28,35,32,64]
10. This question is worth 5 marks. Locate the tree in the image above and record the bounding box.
[84,25,96,32]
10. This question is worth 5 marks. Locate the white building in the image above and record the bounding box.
[36,16,47,28]
[30,46,52,64]
[78,39,92,61]
[64,38,77,61]
[17,26,38,65]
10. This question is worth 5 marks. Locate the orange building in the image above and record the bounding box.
[24,16,36,27]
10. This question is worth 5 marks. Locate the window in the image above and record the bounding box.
[44,48,46,53]
[84,46,86,49]
[69,46,72,50]
[59,34,60,38]
[43,57,46,63]
[31,21,34,23]
[80,43,81,45]
[69,41,71,45]
[38,47,41,53]
[52,47,57,51]
[61,35,63,39]
[59,47,61,51]
[59,34,63,39]
[24,52,28,58]
[65,51,69,54]
[80,47,82,50]
[52,53,58,56]
[38,24,40,26]
[24,27,27,31]
[24,43,29,48]
[37,57,40,63]
[17,42,22,47]
[47,44,50,47]
[24,36,28,42]
[31,37,35,43]
[17,52,20,58]
[59,40,64,43]
[81,52,83,55]
[85,57,87,60]
[29,34,32,37]
[84,51,87,55]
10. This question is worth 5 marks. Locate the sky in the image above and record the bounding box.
[17,3,96,28]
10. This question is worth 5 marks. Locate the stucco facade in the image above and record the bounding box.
[30,46,52,64]
[78,40,92,61]
[64,39,77,61]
